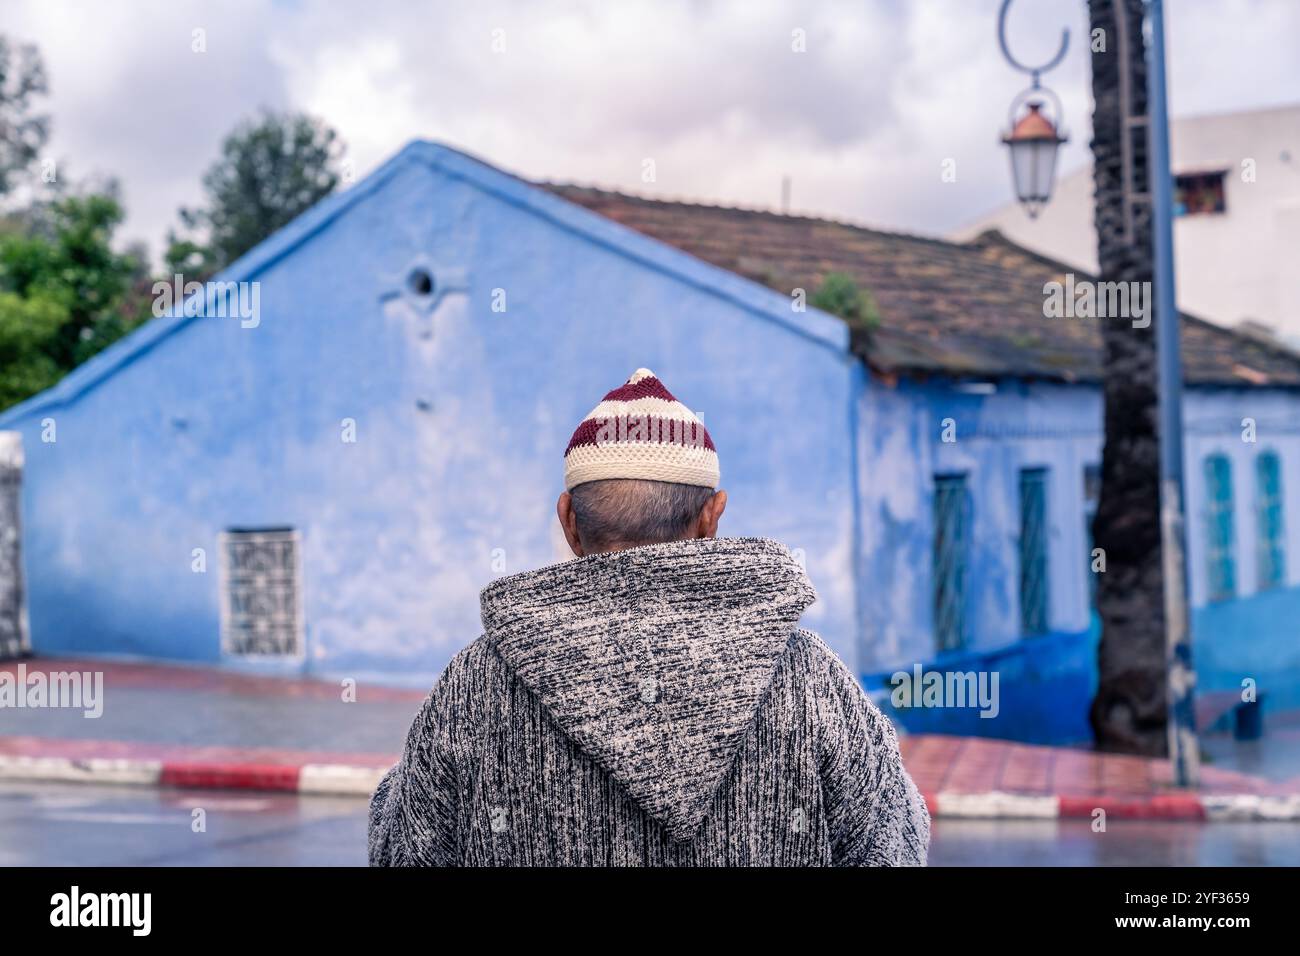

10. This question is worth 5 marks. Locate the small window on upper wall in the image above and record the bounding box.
[1173,171,1226,216]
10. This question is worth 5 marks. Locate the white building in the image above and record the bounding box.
[953,103,1300,348]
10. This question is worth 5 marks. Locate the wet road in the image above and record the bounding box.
[3,780,1300,866]
[0,781,366,867]
[929,816,1300,866]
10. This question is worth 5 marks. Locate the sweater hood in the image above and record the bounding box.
[479,536,816,842]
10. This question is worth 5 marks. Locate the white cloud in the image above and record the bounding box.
[4,0,1298,259]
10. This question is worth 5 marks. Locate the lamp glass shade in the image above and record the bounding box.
[1002,102,1066,219]
[1008,138,1061,216]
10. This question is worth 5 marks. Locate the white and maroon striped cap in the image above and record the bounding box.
[564,368,719,491]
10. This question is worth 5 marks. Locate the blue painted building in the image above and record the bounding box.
[553,184,1300,743]
[3,141,1299,743]
[0,143,859,687]
[855,378,1300,742]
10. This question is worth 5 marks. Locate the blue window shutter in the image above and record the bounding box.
[1018,468,1050,636]
[1203,454,1236,602]
[1256,452,1286,591]
[933,474,969,652]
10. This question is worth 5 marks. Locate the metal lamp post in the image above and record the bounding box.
[1146,0,1199,788]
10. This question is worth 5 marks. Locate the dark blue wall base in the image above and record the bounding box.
[866,586,1300,745]
[1193,585,1300,715]
[862,624,1100,745]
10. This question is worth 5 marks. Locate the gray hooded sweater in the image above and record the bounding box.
[368,537,930,866]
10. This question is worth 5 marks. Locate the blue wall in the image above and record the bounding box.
[1184,388,1300,718]
[0,142,858,686]
[856,376,1300,742]
[854,377,1104,741]
[1194,590,1300,714]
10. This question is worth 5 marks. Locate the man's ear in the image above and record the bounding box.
[696,489,727,539]
[556,491,584,557]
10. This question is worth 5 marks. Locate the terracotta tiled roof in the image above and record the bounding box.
[544,183,1300,388]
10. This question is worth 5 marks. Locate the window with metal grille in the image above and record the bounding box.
[1018,468,1050,636]
[220,528,303,657]
[1203,454,1236,602]
[0,435,28,660]
[932,474,969,652]
[1256,451,1286,591]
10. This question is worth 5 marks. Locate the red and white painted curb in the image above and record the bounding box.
[4,754,1298,818]
[924,790,1300,821]
[0,754,387,796]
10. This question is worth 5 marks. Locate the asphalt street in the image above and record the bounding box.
[0,780,365,867]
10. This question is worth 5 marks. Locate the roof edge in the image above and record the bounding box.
[408,144,849,354]
[0,141,850,427]
[967,229,1300,385]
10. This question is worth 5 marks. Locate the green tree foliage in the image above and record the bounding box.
[0,35,50,197]
[0,291,63,408]
[0,193,147,410]
[167,111,343,276]
[811,271,881,331]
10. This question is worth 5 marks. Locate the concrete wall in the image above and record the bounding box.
[0,144,858,686]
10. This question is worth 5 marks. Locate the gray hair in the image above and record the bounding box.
[570,479,715,552]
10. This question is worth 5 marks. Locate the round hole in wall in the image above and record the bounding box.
[406,267,435,297]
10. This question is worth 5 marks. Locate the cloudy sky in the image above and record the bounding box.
[6,0,1299,260]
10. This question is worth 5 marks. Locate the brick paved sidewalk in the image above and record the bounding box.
[0,657,427,753]
[902,735,1300,820]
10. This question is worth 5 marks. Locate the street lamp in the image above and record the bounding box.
[997,0,1070,218]
[1002,100,1068,219]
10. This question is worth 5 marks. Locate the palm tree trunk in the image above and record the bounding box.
[1087,0,1168,755]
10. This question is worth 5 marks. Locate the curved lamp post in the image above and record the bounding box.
[998,0,1070,218]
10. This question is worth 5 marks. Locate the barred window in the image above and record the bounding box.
[0,436,27,660]
[1019,467,1050,636]
[1256,451,1286,591]
[220,528,303,657]
[933,474,970,652]
[1203,454,1236,602]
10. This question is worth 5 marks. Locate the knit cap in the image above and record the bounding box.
[564,368,719,491]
